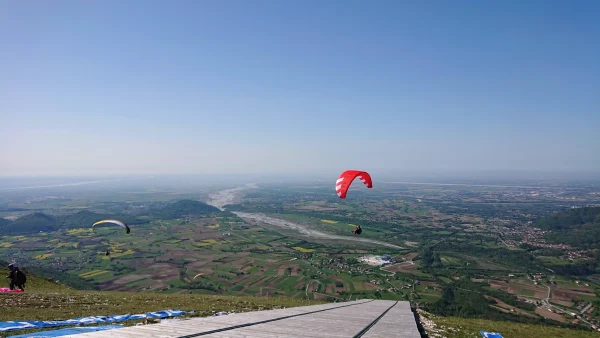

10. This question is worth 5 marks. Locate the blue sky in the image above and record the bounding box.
[1,0,599,176]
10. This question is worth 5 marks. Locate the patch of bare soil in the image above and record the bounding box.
[362,282,379,290]
[297,205,338,211]
[384,262,420,273]
[112,274,151,285]
[535,307,567,323]
[313,293,327,300]
[484,296,537,318]
[549,299,574,307]
[184,260,212,269]
[489,280,547,299]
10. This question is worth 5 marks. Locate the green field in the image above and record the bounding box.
[2,181,600,335]
[0,215,408,303]
[520,289,535,296]
[434,315,599,338]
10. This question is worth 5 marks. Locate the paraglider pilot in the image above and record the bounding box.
[7,263,26,291]
[335,171,371,235]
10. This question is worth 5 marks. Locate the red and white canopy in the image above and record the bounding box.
[335,170,373,199]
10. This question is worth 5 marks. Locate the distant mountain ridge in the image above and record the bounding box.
[152,199,224,219]
[0,199,222,235]
[0,211,138,234]
[0,217,12,228]
[9,213,56,233]
[535,206,600,249]
[57,210,144,229]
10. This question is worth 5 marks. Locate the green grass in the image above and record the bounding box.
[264,267,279,276]
[439,276,452,284]
[275,277,291,289]
[275,276,301,291]
[168,279,188,288]
[353,282,365,291]
[440,255,463,266]
[13,273,72,293]
[554,279,585,288]
[576,294,598,303]
[433,315,598,338]
[537,256,572,265]
[338,274,356,292]
[124,278,150,287]
[0,273,322,336]
[520,289,535,296]
[0,289,319,320]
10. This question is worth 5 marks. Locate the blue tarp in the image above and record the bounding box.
[480,331,504,338]
[8,325,124,338]
[0,310,186,333]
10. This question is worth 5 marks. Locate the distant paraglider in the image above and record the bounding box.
[92,219,130,256]
[335,170,373,199]
[352,225,362,235]
[92,219,131,234]
[193,273,204,280]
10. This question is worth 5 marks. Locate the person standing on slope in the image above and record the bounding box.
[7,263,26,291]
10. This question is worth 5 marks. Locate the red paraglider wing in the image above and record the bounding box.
[335,170,373,199]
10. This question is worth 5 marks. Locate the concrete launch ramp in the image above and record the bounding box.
[65,300,421,338]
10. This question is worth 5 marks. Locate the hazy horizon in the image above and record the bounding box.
[1,169,599,188]
[2,1,599,177]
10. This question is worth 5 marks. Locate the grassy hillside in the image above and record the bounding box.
[0,290,318,322]
[58,210,147,228]
[536,206,600,230]
[0,258,316,321]
[0,262,320,336]
[535,207,600,249]
[437,317,598,338]
[2,272,71,293]
[0,260,72,292]
[57,210,115,229]
[2,213,57,233]
[421,310,599,338]
[0,210,148,235]
[0,200,220,235]
[23,265,96,290]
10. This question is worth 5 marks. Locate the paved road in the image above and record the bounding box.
[540,283,596,329]
[64,300,421,338]
[581,302,592,315]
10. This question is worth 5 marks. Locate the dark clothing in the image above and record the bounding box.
[8,266,25,291]
[8,267,16,290]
